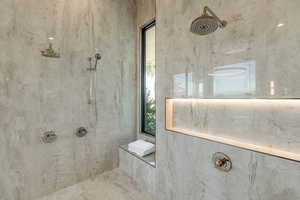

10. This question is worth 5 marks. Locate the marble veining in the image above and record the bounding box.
[157,0,300,99]
[2,0,300,200]
[165,99,300,161]
[155,0,300,199]
[37,169,155,200]
[0,0,136,200]
[119,148,156,196]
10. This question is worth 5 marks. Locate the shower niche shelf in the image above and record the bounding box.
[165,98,300,162]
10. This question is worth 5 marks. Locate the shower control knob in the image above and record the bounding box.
[75,127,88,138]
[215,158,226,167]
[212,152,232,172]
[42,131,57,144]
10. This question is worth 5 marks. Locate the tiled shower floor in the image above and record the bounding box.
[38,169,155,200]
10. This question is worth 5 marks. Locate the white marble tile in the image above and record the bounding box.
[155,0,300,199]
[37,169,155,200]
[0,0,137,199]
[119,148,156,196]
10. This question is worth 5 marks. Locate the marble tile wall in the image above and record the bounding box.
[119,148,156,196]
[157,0,300,99]
[136,0,156,26]
[0,0,136,200]
[169,99,300,160]
[118,1,157,196]
[3,0,300,199]
[155,0,300,199]
[123,0,300,200]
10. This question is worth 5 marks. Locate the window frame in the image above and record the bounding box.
[141,20,156,137]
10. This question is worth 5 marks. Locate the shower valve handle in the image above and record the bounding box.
[215,158,228,167]
[213,152,232,172]
[42,131,57,144]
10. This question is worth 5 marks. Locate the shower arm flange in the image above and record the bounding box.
[203,6,227,28]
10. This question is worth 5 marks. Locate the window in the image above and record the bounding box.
[141,20,156,136]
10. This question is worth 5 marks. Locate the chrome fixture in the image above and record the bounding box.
[41,37,60,58]
[87,53,101,71]
[41,43,60,58]
[191,6,227,36]
[75,127,88,138]
[42,131,57,143]
[87,53,101,108]
[212,152,232,172]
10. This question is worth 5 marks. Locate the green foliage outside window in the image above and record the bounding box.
[144,89,156,135]
[144,63,156,135]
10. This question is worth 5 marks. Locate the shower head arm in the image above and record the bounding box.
[203,6,227,28]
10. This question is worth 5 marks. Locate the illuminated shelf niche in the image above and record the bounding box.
[165,98,300,162]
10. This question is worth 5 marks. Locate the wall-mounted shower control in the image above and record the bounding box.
[42,131,57,144]
[75,127,88,138]
[212,152,232,172]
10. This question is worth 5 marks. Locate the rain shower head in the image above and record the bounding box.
[191,6,227,36]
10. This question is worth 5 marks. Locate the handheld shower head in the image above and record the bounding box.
[95,53,101,60]
[87,53,101,71]
[191,6,227,36]
[94,53,101,70]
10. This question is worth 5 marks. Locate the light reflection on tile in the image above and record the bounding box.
[166,98,300,161]
[209,61,256,97]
